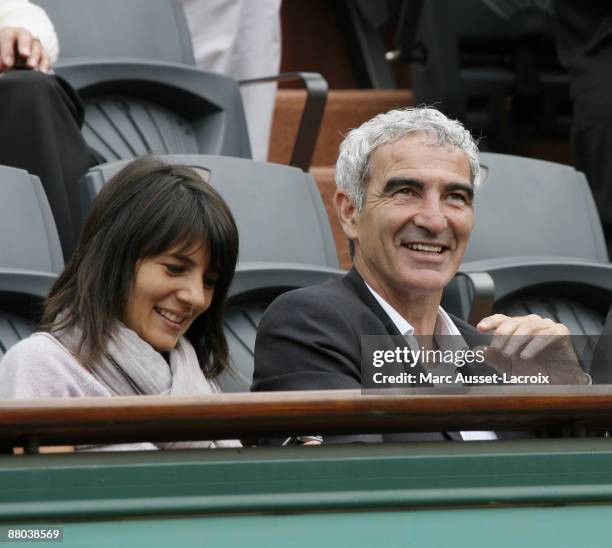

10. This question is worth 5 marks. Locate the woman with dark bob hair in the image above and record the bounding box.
[0,157,240,450]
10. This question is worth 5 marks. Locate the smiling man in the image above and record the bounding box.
[339,128,474,336]
[251,107,587,443]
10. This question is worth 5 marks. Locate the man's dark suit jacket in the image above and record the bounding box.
[252,268,515,443]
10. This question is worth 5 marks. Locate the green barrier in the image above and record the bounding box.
[2,439,612,547]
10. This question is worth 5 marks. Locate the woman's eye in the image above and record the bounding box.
[164,263,185,275]
[203,276,217,289]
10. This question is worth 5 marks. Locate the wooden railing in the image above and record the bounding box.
[2,387,612,451]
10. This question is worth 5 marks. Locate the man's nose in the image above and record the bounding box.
[412,196,448,234]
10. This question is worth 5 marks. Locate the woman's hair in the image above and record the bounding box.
[42,156,239,378]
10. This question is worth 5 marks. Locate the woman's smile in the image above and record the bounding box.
[123,243,216,352]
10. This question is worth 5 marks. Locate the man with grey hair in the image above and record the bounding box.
[252,107,587,443]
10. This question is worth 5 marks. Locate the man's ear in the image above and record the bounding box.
[334,189,359,240]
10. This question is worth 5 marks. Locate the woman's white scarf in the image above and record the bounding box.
[56,321,240,449]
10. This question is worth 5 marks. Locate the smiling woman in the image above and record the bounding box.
[0,157,240,450]
[124,244,217,354]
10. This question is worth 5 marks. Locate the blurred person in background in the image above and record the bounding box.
[181,0,282,162]
[555,1,612,249]
[0,0,100,259]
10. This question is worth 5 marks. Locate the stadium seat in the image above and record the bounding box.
[221,263,346,391]
[53,61,251,164]
[36,0,195,65]
[38,0,250,170]
[31,0,253,255]
[459,153,612,369]
[0,167,63,274]
[466,153,607,265]
[0,167,60,359]
[34,1,327,259]
[82,155,339,267]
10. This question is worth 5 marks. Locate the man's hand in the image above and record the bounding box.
[477,313,572,360]
[0,26,50,73]
[476,313,589,385]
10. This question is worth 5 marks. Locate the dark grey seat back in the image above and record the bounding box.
[462,153,612,339]
[500,297,603,340]
[54,61,252,163]
[465,153,607,264]
[0,166,62,359]
[219,264,346,392]
[36,0,195,65]
[82,155,338,268]
[0,166,63,274]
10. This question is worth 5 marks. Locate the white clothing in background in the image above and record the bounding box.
[0,0,58,63]
[181,0,281,161]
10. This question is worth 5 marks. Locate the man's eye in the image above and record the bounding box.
[164,263,185,275]
[394,188,418,198]
[448,192,469,204]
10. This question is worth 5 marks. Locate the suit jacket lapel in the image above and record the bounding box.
[343,268,404,336]
[342,267,499,442]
